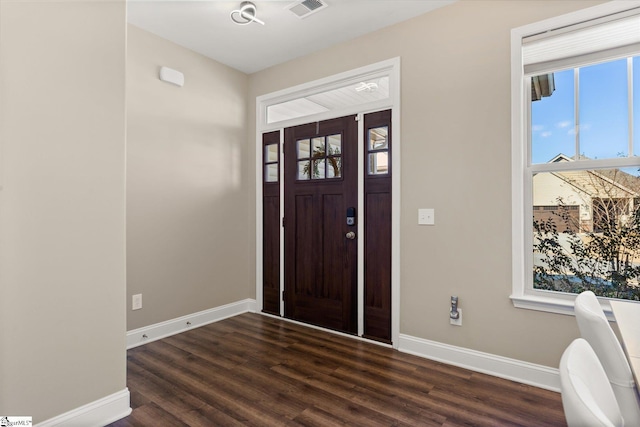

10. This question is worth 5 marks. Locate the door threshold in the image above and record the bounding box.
[258,311,393,348]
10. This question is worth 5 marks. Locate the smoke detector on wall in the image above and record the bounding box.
[286,0,328,19]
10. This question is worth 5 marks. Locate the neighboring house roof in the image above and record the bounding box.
[546,153,640,199]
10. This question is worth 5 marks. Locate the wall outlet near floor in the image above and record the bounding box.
[450,308,462,326]
[132,293,142,310]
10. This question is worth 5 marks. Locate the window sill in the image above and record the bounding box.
[510,293,615,321]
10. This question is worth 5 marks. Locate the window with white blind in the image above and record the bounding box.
[511,2,640,314]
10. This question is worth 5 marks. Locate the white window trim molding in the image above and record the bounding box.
[255,57,401,347]
[510,1,640,318]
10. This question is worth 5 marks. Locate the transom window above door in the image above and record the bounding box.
[266,76,390,125]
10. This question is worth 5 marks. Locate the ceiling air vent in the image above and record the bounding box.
[287,0,328,19]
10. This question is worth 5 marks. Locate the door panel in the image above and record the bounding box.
[262,131,281,315]
[274,110,391,340]
[284,115,357,333]
[263,195,280,314]
[363,110,392,343]
[294,194,315,295]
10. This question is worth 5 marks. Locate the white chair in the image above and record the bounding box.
[574,290,640,426]
[560,338,624,427]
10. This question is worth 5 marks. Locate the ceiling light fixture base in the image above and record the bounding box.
[230,1,265,26]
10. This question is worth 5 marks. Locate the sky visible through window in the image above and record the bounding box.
[531,56,640,165]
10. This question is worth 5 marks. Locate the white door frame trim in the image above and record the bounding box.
[255,57,401,347]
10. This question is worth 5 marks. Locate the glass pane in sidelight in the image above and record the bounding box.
[369,126,388,151]
[265,164,278,182]
[265,143,278,163]
[368,152,389,175]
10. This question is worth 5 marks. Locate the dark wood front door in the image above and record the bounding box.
[284,115,358,333]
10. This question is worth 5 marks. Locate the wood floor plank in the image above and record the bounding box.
[108,313,566,427]
[126,358,209,419]
[133,348,295,425]
[291,405,350,427]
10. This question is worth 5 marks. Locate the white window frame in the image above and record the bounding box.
[511,1,640,317]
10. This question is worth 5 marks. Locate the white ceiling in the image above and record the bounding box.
[127,0,456,74]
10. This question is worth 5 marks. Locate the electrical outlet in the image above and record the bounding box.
[450,308,462,326]
[132,294,142,310]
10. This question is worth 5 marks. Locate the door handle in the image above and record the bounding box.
[346,231,356,240]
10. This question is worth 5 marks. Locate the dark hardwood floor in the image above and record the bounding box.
[108,313,567,427]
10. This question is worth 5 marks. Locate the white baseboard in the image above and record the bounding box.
[127,298,257,349]
[36,388,131,427]
[398,334,560,392]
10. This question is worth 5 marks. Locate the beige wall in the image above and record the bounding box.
[0,0,127,422]
[248,0,606,367]
[126,25,251,330]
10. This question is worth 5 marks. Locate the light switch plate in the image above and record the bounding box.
[132,294,142,310]
[418,208,435,225]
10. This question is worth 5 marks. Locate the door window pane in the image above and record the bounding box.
[312,137,325,154]
[297,139,310,160]
[327,157,341,178]
[312,159,326,179]
[327,134,341,155]
[297,161,310,180]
